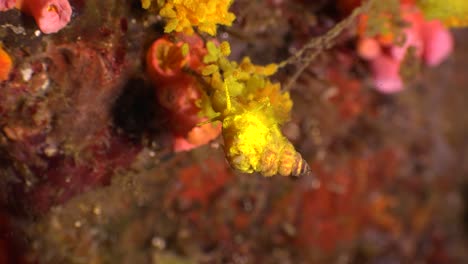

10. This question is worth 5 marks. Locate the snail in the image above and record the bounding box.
[197,41,310,177]
[208,81,310,177]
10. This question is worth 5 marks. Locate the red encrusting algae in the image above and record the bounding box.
[327,68,368,120]
[265,149,401,251]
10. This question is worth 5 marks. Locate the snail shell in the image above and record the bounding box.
[257,138,310,177]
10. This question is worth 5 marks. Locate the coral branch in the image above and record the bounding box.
[279,0,375,91]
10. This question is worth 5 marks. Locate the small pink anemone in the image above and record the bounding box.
[421,20,454,66]
[17,0,72,34]
[0,0,16,11]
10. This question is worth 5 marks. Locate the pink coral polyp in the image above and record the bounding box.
[370,55,404,94]
[421,20,454,66]
[21,0,72,34]
[0,0,16,11]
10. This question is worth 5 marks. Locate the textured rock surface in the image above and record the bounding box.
[0,1,467,263]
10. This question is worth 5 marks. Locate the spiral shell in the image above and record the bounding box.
[257,140,310,177]
[222,105,310,177]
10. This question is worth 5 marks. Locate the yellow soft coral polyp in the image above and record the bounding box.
[158,0,235,35]
[417,0,468,27]
[223,109,272,173]
[141,0,151,9]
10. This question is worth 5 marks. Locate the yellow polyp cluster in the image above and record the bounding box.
[416,0,468,27]
[158,0,236,35]
[141,0,151,9]
[248,80,292,124]
[200,41,286,118]
[222,109,273,173]
[198,41,309,176]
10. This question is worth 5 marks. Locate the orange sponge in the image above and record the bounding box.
[0,46,12,82]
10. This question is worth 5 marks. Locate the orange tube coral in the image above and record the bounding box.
[146,37,188,85]
[173,123,222,152]
[16,0,72,34]
[0,46,12,82]
[146,35,221,152]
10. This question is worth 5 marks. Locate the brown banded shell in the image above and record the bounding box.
[259,141,310,177]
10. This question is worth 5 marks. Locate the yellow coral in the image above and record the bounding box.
[158,0,236,35]
[417,0,468,27]
[222,106,273,173]
[141,0,151,9]
[221,101,306,176]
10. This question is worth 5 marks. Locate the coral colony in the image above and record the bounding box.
[356,2,453,93]
[0,0,463,175]
[0,0,468,262]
